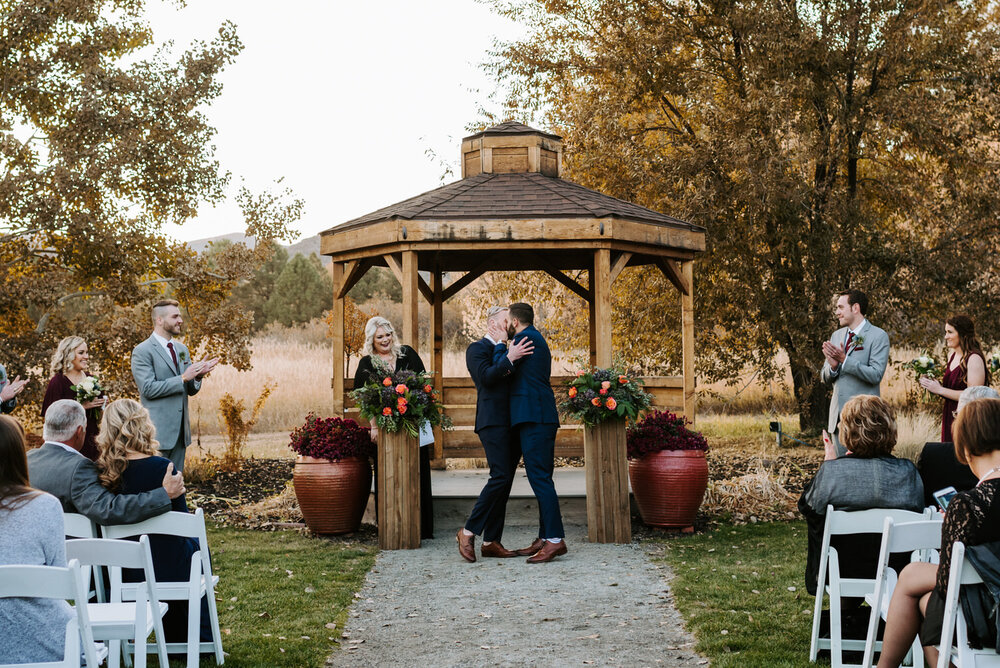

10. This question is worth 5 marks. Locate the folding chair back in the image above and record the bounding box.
[65,536,169,668]
[937,541,1000,668]
[809,506,927,667]
[101,509,224,666]
[0,561,100,668]
[64,512,106,602]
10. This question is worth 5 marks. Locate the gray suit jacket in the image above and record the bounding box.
[26,443,171,524]
[131,335,201,450]
[820,321,891,432]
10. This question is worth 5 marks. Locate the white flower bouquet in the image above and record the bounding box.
[71,376,105,413]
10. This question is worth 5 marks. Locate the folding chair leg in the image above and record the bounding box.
[206,585,225,664]
[187,596,200,667]
[110,639,122,668]
[830,584,843,668]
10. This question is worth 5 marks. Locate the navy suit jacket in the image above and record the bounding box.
[509,325,559,427]
[466,338,514,433]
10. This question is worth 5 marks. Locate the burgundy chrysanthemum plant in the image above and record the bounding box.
[626,410,708,460]
[289,414,375,462]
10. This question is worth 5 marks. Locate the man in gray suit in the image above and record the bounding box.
[821,290,891,457]
[131,299,218,472]
[27,399,183,524]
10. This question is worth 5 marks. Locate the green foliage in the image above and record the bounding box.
[650,521,812,667]
[215,241,289,330]
[207,523,375,666]
[348,266,402,303]
[263,253,332,327]
[350,365,452,437]
[560,366,651,427]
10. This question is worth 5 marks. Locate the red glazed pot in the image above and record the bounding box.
[629,449,708,530]
[293,455,371,535]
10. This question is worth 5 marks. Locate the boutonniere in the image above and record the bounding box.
[178,350,189,364]
[851,335,865,352]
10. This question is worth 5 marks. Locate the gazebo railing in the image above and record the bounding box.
[341,375,684,459]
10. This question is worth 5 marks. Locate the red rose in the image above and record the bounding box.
[606,397,617,410]
[591,398,601,406]
[382,407,392,416]
[382,377,392,387]
[568,387,578,398]
[395,383,407,395]
[599,388,608,395]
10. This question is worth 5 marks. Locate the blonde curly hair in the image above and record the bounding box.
[839,395,897,458]
[50,336,86,376]
[96,399,160,491]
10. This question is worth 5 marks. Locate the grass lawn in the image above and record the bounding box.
[204,524,375,667]
[650,520,822,667]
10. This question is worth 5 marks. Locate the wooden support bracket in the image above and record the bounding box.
[656,257,690,296]
[441,257,492,302]
[530,253,590,302]
[384,253,434,303]
[609,251,633,285]
[336,258,375,300]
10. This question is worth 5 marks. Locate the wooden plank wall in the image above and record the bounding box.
[342,376,685,459]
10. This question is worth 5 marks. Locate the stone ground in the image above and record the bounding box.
[326,522,707,668]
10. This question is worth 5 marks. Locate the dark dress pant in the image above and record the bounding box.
[464,426,521,542]
[518,422,563,539]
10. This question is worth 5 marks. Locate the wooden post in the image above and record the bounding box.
[401,251,419,350]
[330,262,345,416]
[431,267,445,466]
[377,429,421,549]
[593,249,612,367]
[587,268,597,367]
[681,261,696,424]
[583,421,631,543]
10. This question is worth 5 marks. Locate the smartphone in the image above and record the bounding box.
[933,486,958,511]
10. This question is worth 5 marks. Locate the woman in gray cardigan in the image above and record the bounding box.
[0,415,75,664]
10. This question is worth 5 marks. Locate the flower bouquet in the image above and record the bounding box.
[988,355,1000,378]
[906,354,942,403]
[288,414,374,461]
[350,368,452,438]
[71,376,105,415]
[560,366,652,427]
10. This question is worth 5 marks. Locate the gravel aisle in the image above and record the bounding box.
[327,524,706,667]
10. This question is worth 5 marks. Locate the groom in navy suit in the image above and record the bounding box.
[506,302,567,563]
[456,306,536,562]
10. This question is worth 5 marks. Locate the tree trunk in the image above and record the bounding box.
[789,354,830,435]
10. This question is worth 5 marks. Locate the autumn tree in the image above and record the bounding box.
[0,1,300,399]
[488,0,1000,430]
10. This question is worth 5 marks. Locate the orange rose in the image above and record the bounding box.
[398,403,408,414]
[382,377,392,387]
[395,383,407,395]
[618,375,628,384]
[382,407,392,416]
[424,384,433,393]
[601,380,611,390]
[606,397,617,410]
[397,397,407,407]
[599,388,608,395]
[568,387,578,398]
[591,397,601,406]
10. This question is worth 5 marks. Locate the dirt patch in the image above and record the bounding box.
[186,458,293,517]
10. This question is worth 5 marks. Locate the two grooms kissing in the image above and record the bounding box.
[457,302,568,564]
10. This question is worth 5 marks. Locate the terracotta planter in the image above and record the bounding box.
[628,449,708,530]
[293,455,371,535]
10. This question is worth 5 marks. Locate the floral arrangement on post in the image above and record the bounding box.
[289,414,375,461]
[560,366,652,427]
[350,368,452,438]
[626,410,708,459]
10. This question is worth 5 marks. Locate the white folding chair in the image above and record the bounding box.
[937,541,1000,668]
[64,512,106,603]
[862,517,944,667]
[66,536,169,668]
[0,560,102,668]
[101,508,225,667]
[809,506,928,667]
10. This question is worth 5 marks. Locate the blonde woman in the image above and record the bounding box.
[96,399,211,644]
[42,336,107,460]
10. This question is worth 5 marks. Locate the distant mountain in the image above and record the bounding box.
[186,232,328,264]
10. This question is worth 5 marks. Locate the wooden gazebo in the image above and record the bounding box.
[321,122,706,544]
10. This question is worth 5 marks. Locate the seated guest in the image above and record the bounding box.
[800,395,925,595]
[0,415,75,664]
[917,385,997,506]
[877,398,1000,667]
[27,399,182,524]
[42,336,108,461]
[96,398,211,644]
[0,362,27,414]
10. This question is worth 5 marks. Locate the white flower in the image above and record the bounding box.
[919,355,930,365]
[80,378,95,392]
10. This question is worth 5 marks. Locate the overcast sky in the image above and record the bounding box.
[147,0,528,243]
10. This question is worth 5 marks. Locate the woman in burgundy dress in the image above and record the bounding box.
[41,336,108,460]
[919,315,989,441]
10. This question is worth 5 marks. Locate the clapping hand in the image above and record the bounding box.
[822,341,846,368]
[822,429,838,461]
[195,358,220,379]
[0,375,27,402]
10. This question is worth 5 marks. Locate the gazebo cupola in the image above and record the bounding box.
[461,121,562,178]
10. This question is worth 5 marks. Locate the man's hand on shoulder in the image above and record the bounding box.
[507,337,534,363]
[162,462,186,499]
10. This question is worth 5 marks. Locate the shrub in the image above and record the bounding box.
[626,410,708,459]
[288,414,374,461]
[218,383,276,471]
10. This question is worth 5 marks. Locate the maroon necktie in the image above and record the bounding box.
[167,341,179,373]
[846,331,855,350]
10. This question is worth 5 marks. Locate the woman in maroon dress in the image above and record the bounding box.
[919,315,989,441]
[41,336,108,460]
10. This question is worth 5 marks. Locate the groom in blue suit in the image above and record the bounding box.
[506,302,567,563]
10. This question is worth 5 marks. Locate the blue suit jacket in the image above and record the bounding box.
[466,338,514,433]
[509,326,559,427]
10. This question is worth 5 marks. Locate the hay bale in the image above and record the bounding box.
[702,460,798,523]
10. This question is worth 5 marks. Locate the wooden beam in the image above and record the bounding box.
[656,257,690,296]
[431,267,445,464]
[401,251,420,350]
[336,258,375,300]
[588,268,597,368]
[594,249,612,367]
[609,251,633,285]
[330,262,345,416]
[531,253,590,302]
[681,261,696,424]
[383,253,434,303]
[384,253,403,283]
[441,257,491,301]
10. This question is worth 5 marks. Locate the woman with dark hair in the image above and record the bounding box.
[920,315,989,441]
[0,415,75,664]
[876,397,1000,667]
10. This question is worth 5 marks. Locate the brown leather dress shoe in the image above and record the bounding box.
[514,538,544,557]
[526,540,568,563]
[457,529,476,563]
[481,542,518,558]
